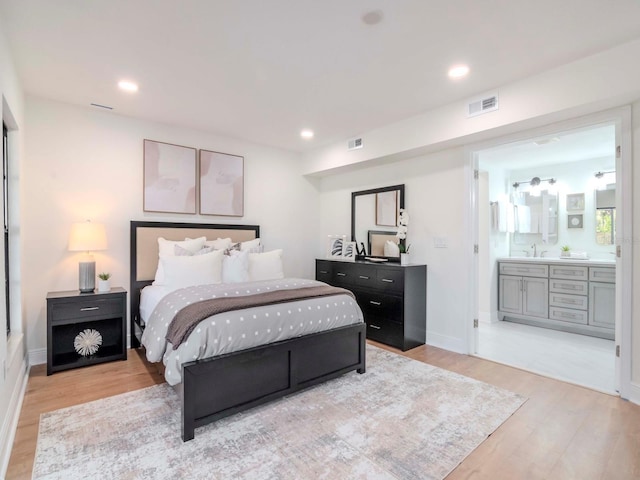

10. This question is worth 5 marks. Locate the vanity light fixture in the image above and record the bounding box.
[594,170,615,190]
[512,176,556,196]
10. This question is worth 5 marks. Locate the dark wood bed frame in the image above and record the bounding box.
[130,221,366,441]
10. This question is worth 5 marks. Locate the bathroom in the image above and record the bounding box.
[475,122,618,394]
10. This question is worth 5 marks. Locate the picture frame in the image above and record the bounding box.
[143,139,197,214]
[326,234,347,259]
[342,241,357,262]
[199,149,244,216]
[568,214,583,229]
[376,191,398,226]
[566,193,585,211]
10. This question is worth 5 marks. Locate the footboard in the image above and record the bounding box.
[180,322,366,441]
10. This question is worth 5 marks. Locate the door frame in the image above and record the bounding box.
[464,106,632,399]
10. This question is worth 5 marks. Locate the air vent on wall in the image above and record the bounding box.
[467,93,498,117]
[348,137,363,150]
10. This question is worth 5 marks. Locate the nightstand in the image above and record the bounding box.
[46,287,127,375]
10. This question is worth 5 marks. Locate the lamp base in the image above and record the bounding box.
[79,258,96,293]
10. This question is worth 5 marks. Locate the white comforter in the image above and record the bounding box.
[141,278,363,385]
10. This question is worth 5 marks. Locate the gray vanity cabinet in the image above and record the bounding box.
[498,260,615,339]
[498,263,549,319]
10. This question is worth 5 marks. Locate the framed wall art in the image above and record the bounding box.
[566,193,585,211]
[376,190,398,226]
[326,234,347,259]
[143,139,197,214]
[568,214,583,229]
[199,149,244,216]
[342,241,357,262]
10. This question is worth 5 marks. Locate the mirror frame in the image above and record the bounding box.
[351,184,405,261]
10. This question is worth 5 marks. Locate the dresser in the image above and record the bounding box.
[498,259,615,339]
[316,259,426,351]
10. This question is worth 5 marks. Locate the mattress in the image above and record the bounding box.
[141,278,363,385]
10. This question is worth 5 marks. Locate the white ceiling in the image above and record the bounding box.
[2,0,640,152]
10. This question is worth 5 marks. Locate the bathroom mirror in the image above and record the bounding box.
[595,185,615,245]
[351,184,405,260]
[512,189,558,245]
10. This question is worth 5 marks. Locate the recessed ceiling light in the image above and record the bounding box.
[300,129,314,139]
[448,65,470,79]
[118,80,139,92]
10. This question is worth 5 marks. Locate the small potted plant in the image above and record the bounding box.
[97,272,111,292]
[560,245,571,258]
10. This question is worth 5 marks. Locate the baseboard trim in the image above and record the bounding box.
[0,357,28,479]
[28,348,46,366]
[426,332,466,354]
[627,381,640,406]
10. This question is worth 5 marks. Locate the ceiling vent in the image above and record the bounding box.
[348,137,363,150]
[467,93,499,117]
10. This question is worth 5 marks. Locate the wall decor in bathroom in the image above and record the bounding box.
[568,214,583,229]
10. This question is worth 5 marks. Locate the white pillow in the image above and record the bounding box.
[154,237,206,284]
[240,238,262,252]
[157,249,224,288]
[383,240,400,257]
[222,250,250,283]
[248,249,284,282]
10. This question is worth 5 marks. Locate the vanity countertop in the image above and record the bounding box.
[498,256,615,267]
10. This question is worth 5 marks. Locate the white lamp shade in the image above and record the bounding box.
[68,222,108,252]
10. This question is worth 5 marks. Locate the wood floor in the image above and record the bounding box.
[6,342,640,480]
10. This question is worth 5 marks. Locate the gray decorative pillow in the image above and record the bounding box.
[174,245,214,256]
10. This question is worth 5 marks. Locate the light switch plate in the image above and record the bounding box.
[434,236,448,248]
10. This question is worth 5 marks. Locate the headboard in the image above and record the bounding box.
[129,221,260,348]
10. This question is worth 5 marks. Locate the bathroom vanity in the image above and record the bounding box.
[497,257,615,339]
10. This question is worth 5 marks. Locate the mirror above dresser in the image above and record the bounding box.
[351,184,405,260]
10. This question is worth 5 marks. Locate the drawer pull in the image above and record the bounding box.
[369,301,382,306]
[319,270,328,274]
[80,306,99,311]
[369,324,381,330]
[560,312,577,319]
[381,278,394,283]
[336,273,346,277]
[359,275,370,279]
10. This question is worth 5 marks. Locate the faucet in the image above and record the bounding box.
[531,244,537,258]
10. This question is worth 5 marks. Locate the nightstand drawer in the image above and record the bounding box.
[50,297,123,323]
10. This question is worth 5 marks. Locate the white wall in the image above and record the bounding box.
[0,17,26,477]
[23,96,319,358]
[319,148,470,353]
[506,156,616,259]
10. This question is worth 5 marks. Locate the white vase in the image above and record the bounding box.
[97,279,110,292]
[400,253,410,265]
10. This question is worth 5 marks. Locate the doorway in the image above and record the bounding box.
[468,110,631,396]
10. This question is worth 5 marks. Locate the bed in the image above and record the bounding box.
[130,221,366,441]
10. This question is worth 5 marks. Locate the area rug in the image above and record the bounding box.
[33,345,525,480]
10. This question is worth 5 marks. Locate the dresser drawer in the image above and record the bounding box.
[356,291,403,322]
[331,264,357,287]
[548,278,588,296]
[589,267,615,283]
[549,305,588,325]
[365,316,403,347]
[315,260,333,284]
[499,263,548,278]
[374,268,404,293]
[50,297,123,323]
[549,292,588,311]
[549,265,588,281]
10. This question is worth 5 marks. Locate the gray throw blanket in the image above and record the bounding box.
[166,284,355,349]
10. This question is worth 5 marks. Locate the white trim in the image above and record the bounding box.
[0,358,28,479]
[628,382,640,406]
[426,332,467,354]
[28,348,47,366]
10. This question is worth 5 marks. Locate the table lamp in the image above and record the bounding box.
[68,221,108,293]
